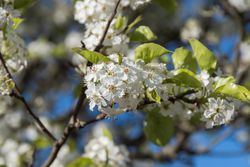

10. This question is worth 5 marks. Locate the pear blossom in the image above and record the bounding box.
[201,98,235,128]
[160,101,195,120]
[181,18,203,42]
[228,0,250,12]
[0,5,20,29]
[1,31,27,72]
[84,55,144,115]
[0,67,15,96]
[239,40,250,64]
[83,136,129,167]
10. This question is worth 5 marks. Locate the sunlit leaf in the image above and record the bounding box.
[127,15,142,31]
[72,47,110,64]
[12,18,24,30]
[146,89,161,103]
[172,47,198,73]
[214,83,250,103]
[189,39,217,74]
[169,69,202,88]
[130,26,157,42]
[135,43,170,63]
[114,16,128,30]
[67,157,94,167]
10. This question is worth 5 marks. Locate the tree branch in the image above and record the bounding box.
[0,53,57,142]
[42,0,122,166]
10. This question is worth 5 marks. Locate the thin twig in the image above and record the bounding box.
[0,53,57,142]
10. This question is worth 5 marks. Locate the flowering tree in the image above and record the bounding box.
[1,0,250,166]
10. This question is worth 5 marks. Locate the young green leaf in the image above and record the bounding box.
[189,39,217,74]
[114,16,128,30]
[214,83,250,103]
[118,53,123,65]
[170,69,202,88]
[72,47,110,64]
[12,18,24,30]
[213,76,235,90]
[130,26,157,42]
[66,157,94,167]
[127,15,142,32]
[146,89,161,103]
[172,47,198,72]
[144,108,174,146]
[134,43,170,63]
[102,128,113,140]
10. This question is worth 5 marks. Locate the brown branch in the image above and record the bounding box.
[0,53,57,142]
[42,1,122,166]
[94,0,122,52]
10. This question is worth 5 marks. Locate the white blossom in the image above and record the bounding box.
[160,101,195,120]
[28,38,54,58]
[0,5,20,29]
[85,55,144,115]
[0,67,15,96]
[201,98,235,128]
[1,31,27,72]
[82,20,129,54]
[0,139,31,167]
[181,18,203,42]
[83,136,129,167]
[239,40,250,64]
[228,0,250,12]
[140,62,167,91]
[74,0,151,24]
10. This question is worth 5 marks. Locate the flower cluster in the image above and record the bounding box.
[0,139,31,166]
[0,2,27,96]
[0,5,19,29]
[0,68,14,96]
[84,54,169,115]
[201,98,235,128]
[85,55,145,115]
[83,132,129,167]
[239,40,250,64]
[180,18,203,42]
[228,0,250,12]
[74,0,151,54]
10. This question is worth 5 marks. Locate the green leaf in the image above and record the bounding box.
[170,69,202,88]
[33,137,50,149]
[213,76,235,90]
[14,0,36,9]
[214,83,250,103]
[67,157,94,167]
[102,127,113,140]
[172,47,198,72]
[130,26,157,42]
[118,53,123,65]
[72,47,110,64]
[144,108,174,146]
[146,89,161,103]
[189,39,217,74]
[11,18,24,30]
[114,16,128,30]
[127,15,142,32]
[153,0,177,15]
[135,43,170,63]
